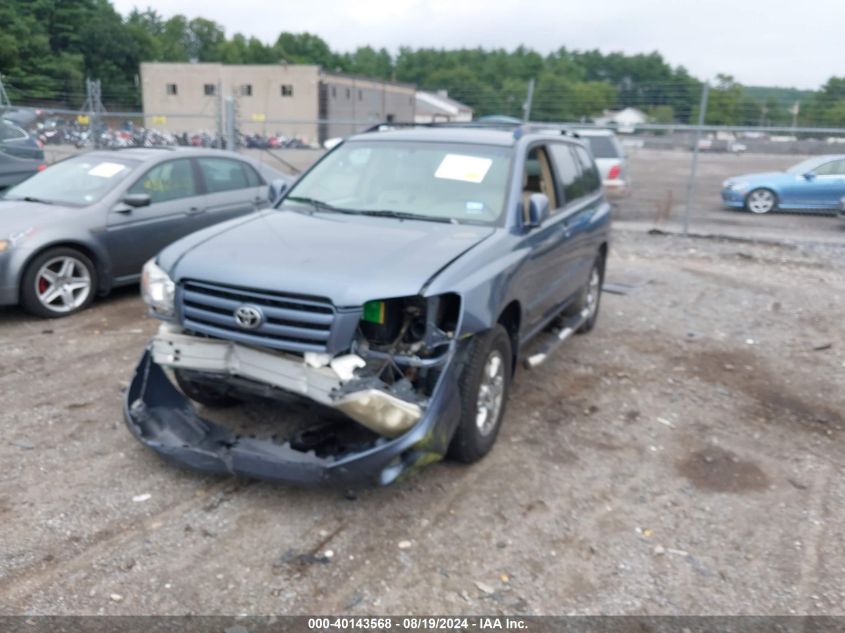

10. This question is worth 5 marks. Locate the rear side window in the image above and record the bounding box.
[584,135,621,159]
[129,158,197,203]
[198,157,250,193]
[814,159,845,176]
[548,144,582,204]
[241,162,264,187]
[573,146,601,195]
[0,121,27,142]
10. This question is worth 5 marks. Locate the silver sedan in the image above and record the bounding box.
[0,148,290,317]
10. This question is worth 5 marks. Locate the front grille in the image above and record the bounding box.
[179,280,336,354]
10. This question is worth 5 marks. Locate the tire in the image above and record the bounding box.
[20,247,98,318]
[562,252,605,334]
[447,324,512,463]
[174,370,243,408]
[745,188,777,214]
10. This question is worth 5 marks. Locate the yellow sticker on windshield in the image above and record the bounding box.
[435,154,493,184]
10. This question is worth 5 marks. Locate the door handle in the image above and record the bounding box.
[187,206,205,215]
[114,206,132,215]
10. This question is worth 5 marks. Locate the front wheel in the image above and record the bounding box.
[746,188,777,214]
[20,248,97,318]
[448,324,512,463]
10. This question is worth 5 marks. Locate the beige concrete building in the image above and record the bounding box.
[139,63,416,145]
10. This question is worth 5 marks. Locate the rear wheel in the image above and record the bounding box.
[562,253,604,334]
[746,188,777,214]
[20,248,97,318]
[448,324,512,463]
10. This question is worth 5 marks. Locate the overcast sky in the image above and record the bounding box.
[111,0,841,90]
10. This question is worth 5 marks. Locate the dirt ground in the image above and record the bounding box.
[1,228,843,616]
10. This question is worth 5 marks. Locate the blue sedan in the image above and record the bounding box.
[721,155,845,214]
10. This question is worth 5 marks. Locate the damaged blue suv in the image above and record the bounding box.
[124,123,611,486]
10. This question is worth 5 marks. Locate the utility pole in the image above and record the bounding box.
[215,80,224,145]
[790,101,800,130]
[522,78,535,122]
[81,79,106,149]
[224,96,236,151]
[683,81,709,236]
[0,74,11,112]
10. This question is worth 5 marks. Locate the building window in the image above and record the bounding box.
[346,88,351,100]
[204,83,216,96]
[166,83,178,96]
[281,84,294,97]
[358,89,363,101]
[240,84,253,97]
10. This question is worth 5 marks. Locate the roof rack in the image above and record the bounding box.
[360,120,580,140]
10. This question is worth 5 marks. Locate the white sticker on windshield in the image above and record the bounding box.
[435,154,492,184]
[88,162,127,178]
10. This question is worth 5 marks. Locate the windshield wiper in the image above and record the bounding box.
[352,209,457,223]
[283,196,354,214]
[7,196,55,205]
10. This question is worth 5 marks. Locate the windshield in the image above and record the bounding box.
[280,140,513,224]
[583,135,621,159]
[785,157,824,175]
[4,155,139,206]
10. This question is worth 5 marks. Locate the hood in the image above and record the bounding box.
[169,210,496,306]
[0,199,77,241]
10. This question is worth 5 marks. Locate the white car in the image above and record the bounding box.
[575,129,630,198]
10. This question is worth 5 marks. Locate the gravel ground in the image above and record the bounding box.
[1,229,843,616]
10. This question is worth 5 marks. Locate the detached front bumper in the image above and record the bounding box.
[123,330,464,487]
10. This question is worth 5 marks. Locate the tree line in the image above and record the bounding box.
[1,0,844,127]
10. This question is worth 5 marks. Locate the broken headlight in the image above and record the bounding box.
[359,294,460,352]
[141,258,176,318]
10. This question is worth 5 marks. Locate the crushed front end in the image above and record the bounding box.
[124,264,466,486]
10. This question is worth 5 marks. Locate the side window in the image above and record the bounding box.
[198,157,250,193]
[240,162,265,187]
[815,160,845,176]
[128,159,197,204]
[548,144,582,204]
[521,146,558,217]
[0,121,27,141]
[573,146,601,195]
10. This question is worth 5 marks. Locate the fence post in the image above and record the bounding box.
[522,78,535,122]
[683,81,709,236]
[224,96,236,151]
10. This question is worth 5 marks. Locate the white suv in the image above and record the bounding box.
[575,128,630,198]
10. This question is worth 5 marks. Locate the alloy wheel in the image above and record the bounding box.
[747,189,775,214]
[475,350,505,436]
[34,256,92,314]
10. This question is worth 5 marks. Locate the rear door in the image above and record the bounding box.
[194,156,269,229]
[104,157,204,278]
[549,143,605,299]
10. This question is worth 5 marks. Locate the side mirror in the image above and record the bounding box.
[268,180,289,205]
[123,193,151,208]
[803,172,816,181]
[525,193,550,228]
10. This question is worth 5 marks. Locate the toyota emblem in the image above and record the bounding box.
[233,305,264,330]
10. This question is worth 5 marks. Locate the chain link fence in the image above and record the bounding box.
[4,85,845,244]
